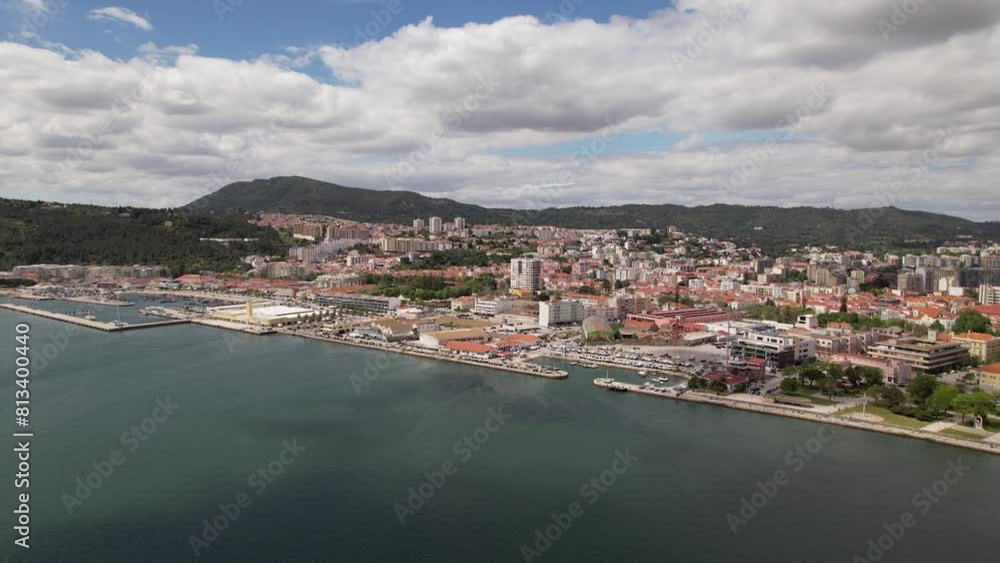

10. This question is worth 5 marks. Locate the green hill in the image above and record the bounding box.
[0,199,287,274]
[184,176,1000,251]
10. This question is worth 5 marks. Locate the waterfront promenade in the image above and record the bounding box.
[593,379,1000,456]
[286,329,568,379]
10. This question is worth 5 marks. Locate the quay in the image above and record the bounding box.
[287,330,568,379]
[62,295,133,307]
[9,293,53,301]
[0,303,189,332]
[593,379,1000,456]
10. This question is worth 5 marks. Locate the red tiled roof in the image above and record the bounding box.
[445,341,494,354]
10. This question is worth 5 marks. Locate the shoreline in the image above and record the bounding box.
[593,379,1000,456]
[285,330,568,379]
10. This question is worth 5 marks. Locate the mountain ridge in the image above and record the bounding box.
[183,176,1000,251]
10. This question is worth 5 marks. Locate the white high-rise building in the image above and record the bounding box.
[413,218,425,230]
[539,300,585,327]
[510,258,542,293]
[454,217,466,231]
[429,217,443,233]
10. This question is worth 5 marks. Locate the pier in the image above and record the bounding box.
[0,303,189,332]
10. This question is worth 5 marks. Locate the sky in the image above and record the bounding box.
[1,0,999,220]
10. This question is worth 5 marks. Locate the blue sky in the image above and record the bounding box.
[4,0,677,60]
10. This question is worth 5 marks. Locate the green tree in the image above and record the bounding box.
[907,374,939,405]
[709,379,727,395]
[929,320,945,332]
[927,384,958,414]
[877,385,905,407]
[780,378,800,394]
[953,309,991,334]
[861,367,884,388]
[839,295,848,313]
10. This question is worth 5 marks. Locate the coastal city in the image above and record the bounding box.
[5,213,1000,453]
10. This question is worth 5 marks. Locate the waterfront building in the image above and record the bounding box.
[867,338,969,373]
[539,300,585,327]
[729,332,816,371]
[828,353,913,385]
[419,328,489,348]
[208,301,321,327]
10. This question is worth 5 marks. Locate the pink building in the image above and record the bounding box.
[828,353,912,385]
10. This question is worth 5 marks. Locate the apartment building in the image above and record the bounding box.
[314,293,401,315]
[867,338,968,373]
[539,300,585,327]
[980,285,1000,305]
[729,332,816,371]
[510,258,542,293]
[380,238,453,253]
[429,217,443,233]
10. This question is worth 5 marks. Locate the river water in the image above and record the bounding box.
[1,298,996,562]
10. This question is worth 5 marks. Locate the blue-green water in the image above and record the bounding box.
[1,301,998,562]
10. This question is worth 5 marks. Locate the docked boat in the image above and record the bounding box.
[638,370,648,377]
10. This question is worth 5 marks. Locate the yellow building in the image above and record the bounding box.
[980,363,1000,392]
[952,332,1000,364]
[208,301,321,327]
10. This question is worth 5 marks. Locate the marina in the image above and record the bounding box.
[0,303,190,332]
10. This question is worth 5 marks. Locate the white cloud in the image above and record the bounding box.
[87,6,153,31]
[2,0,1000,219]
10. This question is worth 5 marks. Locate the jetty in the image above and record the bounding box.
[593,379,1000,456]
[0,303,189,332]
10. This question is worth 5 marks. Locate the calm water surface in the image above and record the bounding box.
[0,299,997,562]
